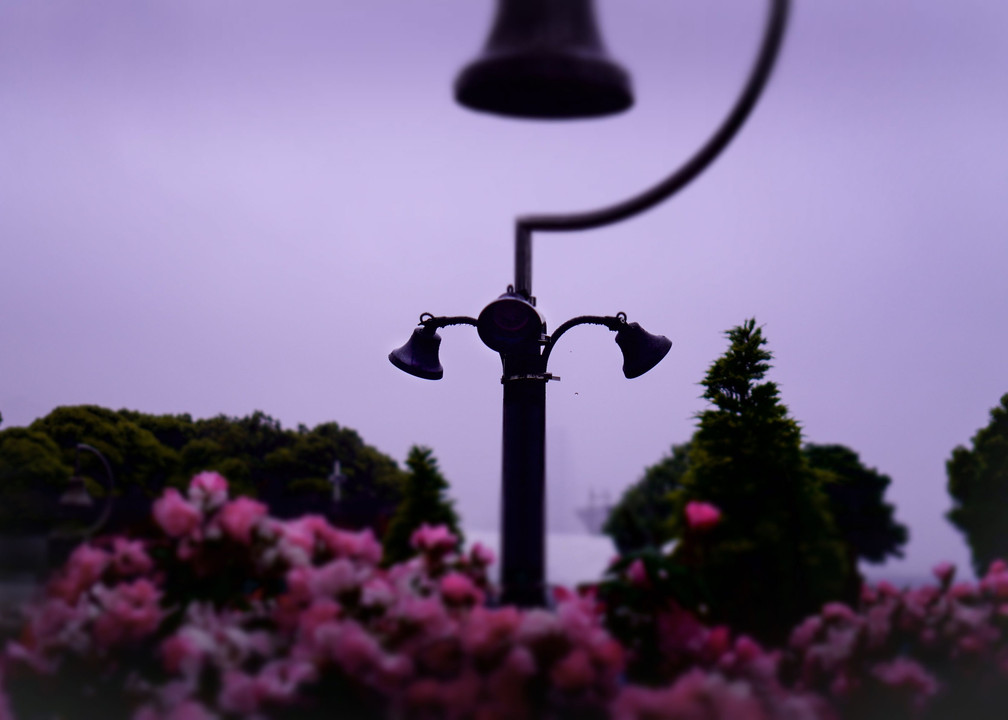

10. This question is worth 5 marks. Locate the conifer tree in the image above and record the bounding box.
[382,446,463,565]
[669,319,848,643]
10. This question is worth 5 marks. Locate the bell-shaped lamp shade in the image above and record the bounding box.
[455,0,633,119]
[60,475,95,508]
[477,293,545,354]
[615,322,672,379]
[389,327,444,380]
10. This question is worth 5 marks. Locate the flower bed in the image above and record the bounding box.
[2,474,1007,719]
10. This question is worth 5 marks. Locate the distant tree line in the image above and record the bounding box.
[0,406,408,537]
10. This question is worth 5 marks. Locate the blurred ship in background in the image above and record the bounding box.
[576,490,612,536]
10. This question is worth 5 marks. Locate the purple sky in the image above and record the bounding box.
[3,1,1007,580]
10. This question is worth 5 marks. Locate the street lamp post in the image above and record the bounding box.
[390,0,790,606]
[391,302,672,606]
[51,443,116,565]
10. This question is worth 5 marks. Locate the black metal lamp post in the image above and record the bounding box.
[390,0,790,606]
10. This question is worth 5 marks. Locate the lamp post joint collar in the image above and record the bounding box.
[501,372,560,384]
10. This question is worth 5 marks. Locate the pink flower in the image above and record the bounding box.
[950,582,979,600]
[865,604,894,648]
[160,629,211,676]
[684,501,722,531]
[611,669,764,720]
[319,525,383,565]
[462,606,522,659]
[218,669,262,714]
[626,558,648,586]
[932,561,956,585]
[153,488,202,538]
[93,578,164,648]
[871,657,939,707]
[24,598,88,658]
[410,523,458,554]
[294,592,342,641]
[876,580,900,597]
[394,595,453,635]
[470,542,495,566]
[256,659,318,704]
[48,544,111,603]
[733,635,764,664]
[821,602,857,623]
[317,620,383,673]
[440,572,484,605]
[704,626,732,660]
[276,515,327,554]
[310,558,361,598]
[551,648,595,691]
[217,496,268,544]
[790,616,823,651]
[111,537,153,577]
[981,569,1008,599]
[361,576,395,607]
[188,471,228,510]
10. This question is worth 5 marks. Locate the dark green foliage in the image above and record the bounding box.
[603,444,689,554]
[0,406,407,536]
[669,319,849,644]
[946,393,1008,576]
[382,446,463,565]
[30,405,179,499]
[0,429,72,533]
[804,443,908,565]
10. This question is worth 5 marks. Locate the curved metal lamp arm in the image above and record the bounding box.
[75,443,116,539]
[541,313,624,365]
[419,313,478,330]
[514,0,790,297]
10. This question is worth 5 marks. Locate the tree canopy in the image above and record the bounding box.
[805,443,907,564]
[0,406,407,536]
[382,446,463,565]
[604,438,908,581]
[947,393,1008,576]
[667,320,849,643]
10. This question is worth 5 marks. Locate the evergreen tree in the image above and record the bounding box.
[383,446,463,565]
[947,393,1008,576]
[669,319,849,643]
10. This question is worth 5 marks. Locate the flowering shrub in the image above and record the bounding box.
[3,477,1008,720]
[782,562,1008,720]
[3,475,766,719]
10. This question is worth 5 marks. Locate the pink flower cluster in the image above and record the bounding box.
[784,560,1008,718]
[0,474,619,719]
[7,471,1008,720]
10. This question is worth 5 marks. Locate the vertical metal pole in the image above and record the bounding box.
[499,351,548,607]
[514,226,533,300]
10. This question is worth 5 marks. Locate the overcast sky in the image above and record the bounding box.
[2,1,1007,581]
